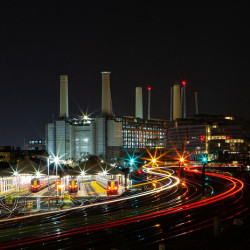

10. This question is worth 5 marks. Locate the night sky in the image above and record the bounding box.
[0,1,249,147]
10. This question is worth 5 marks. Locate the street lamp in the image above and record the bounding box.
[53,156,60,196]
[178,157,185,178]
[47,157,50,191]
[13,171,18,193]
[201,154,208,193]
[54,156,59,177]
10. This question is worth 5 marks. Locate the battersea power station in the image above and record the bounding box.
[45,73,250,163]
[45,72,169,161]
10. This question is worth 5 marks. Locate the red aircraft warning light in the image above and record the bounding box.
[181,81,187,86]
[148,86,151,91]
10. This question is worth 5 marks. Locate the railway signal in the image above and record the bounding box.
[178,157,185,178]
[201,154,208,193]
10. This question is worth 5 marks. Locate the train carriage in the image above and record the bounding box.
[107,179,119,195]
[68,179,78,194]
[30,177,54,193]
[31,178,42,192]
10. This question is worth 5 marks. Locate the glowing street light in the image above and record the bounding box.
[141,147,168,168]
[52,155,60,196]
[47,157,50,191]
[202,156,208,163]
[120,147,145,172]
[178,157,185,178]
[36,171,41,178]
[168,143,195,178]
[13,171,19,193]
[54,156,60,168]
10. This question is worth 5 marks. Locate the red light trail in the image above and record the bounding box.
[0,166,244,249]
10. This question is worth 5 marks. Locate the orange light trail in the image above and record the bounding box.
[0,166,244,249]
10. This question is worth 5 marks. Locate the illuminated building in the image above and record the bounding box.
[24,140,46,150]
[45,73,249,163]
[167,115,250,162]
[167,124,207,159]
[46,115,168,161]
[121,116,167,149]
[45,73,169,161]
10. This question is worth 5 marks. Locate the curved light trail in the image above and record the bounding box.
[0,165,244,249]
[0,168,179,224]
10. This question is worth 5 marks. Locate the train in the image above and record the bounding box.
[31,178,48,192]
[68,179,78,194]
[30,177,56,193]
[107,179,119,195]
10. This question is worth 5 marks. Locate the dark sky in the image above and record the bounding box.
[0,1,249,147]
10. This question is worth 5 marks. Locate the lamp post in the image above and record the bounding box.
[47,157,50,191]
[54,156,59,196]
[13,171,18,194]
[201,154,208,193]
[152,158,156,166]
[178,157,185,178]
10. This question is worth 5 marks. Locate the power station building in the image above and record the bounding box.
[45,73,169,161]
[45,73,250,163]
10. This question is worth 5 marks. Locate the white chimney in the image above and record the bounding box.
[101,72,111,116]
[59,75,69,118]
[173,84,181,120]
[135,87,143,119]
